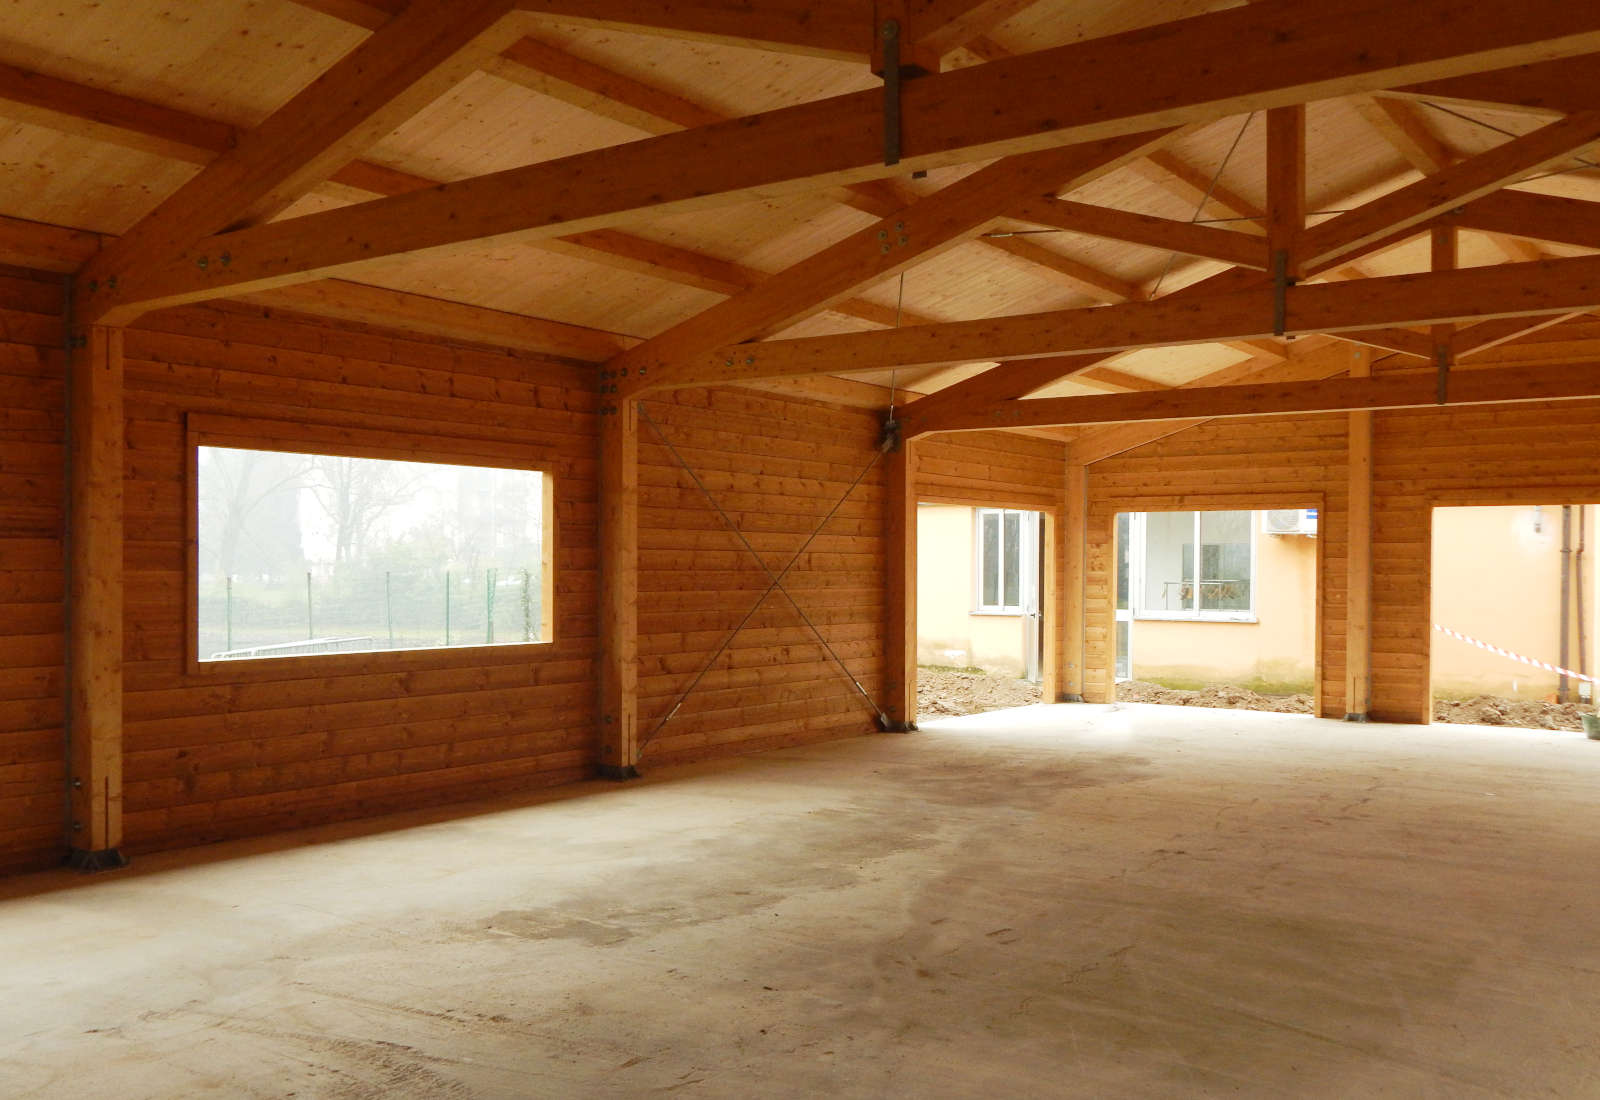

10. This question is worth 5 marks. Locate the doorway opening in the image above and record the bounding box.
[1113,506,1319,715]
[1430,504,1599,732]
[915,503,1045,717]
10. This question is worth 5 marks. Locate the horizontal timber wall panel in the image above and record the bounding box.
[1084,415,1348,717]
[636,388,890,766]
[120,303,601,855]
[1371,398,1600,723]
[1083,396,1600,723]
[915,431,1065,510]
[0,271,65,874]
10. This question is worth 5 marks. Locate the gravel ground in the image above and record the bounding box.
[921,668,1596,733]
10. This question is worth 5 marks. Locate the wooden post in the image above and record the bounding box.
[1266,104,1306,277]
[67,324,126,870]
[1050,462,1088,701]
[1345,345,1375,721]
[883,435,918,731]
[597,398,639,777]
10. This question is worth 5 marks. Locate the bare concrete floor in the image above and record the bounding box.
[4,703,1600,1098]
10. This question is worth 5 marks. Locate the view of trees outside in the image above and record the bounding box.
[197,447,546,661]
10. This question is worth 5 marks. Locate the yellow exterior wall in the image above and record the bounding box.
[916,504,1028,675]
[1129,526,1319,691]
[1430,505,1600,700]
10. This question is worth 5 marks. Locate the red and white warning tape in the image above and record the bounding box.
[1433,623,1598,685]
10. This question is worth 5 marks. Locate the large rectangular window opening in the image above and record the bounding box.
[196,446,552,662]
[976,507,1035,614]
[1132,509,1257,621]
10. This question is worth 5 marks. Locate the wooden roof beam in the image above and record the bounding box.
[1007,197,1270,269]
[512,1,873,61]
[675,252,1600,393]
[606,132,1171,386]
[235,279,638,361]
[78,0,526,317]
[909,0,1043,57]
[1351,94,1545,264]
[1297,110,1600,271]
[291,0,875,59]
[930,360,1600,432]
[79,0,1600,324]
[1393,55,1600,117]
[1131,149,1268,230]
[1452,190,1600,253]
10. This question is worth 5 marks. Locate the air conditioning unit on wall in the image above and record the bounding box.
[1263,508,1318,537]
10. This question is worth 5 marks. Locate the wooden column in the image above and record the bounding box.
[1049,461,1088,701]
[67,324,126,870]
[883,435,918,731]
[1345,346,1375,721]
[1266,104,1306,277]
[597,398,639,777]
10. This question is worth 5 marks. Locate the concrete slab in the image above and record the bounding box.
[3,703,1600,1097]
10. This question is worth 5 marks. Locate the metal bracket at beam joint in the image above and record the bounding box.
[881,19,903,166]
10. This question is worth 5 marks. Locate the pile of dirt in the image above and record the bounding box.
[917,666,1042,717]
[1116,679,1314,714]
[1433,695,1594,731]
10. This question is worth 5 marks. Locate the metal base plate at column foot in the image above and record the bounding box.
[1343,712,1371,723]
[1059,694,1086,703]
[598,764,640,781]
[878,719,918,733]
[65,847,128,873]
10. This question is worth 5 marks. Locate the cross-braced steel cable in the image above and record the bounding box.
[635,403,892,751]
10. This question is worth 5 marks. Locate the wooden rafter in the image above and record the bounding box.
[1350,94,1545,264]
[1297,110,1600,271]
[1007,197,1270,269]
[1452,190,1600,253]
[922,360,1600,432]
[607,132,1172,386]
[78,0,1600,325]
[663,252,1600,391]
[910,0,1042,55]
[291,0,875,59]
[77,0,524,315]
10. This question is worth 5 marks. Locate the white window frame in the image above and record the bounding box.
[973,507,1034,615]
[1127,510,1258,623]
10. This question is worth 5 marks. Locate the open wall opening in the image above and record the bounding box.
[915,503,1045,717]
[1430,504,1599,732]
[1113,507,1319,715]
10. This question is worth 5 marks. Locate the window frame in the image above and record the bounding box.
[1127,509,1258,624]
[973,507,1033,615]
[184,413,557,675]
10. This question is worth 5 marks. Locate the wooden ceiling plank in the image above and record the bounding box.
[1297,109,1600,271]
[84,0,1600,323]
[1009,197,1269,269]
[932,360,1600,432]
[675,252,1600,389]
[78,0,524,316]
